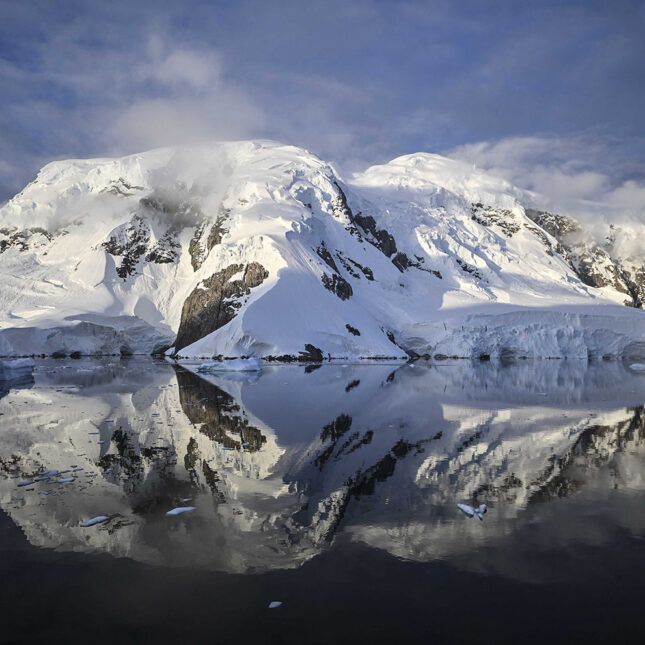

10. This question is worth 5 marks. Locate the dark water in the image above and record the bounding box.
[2,358,645,644]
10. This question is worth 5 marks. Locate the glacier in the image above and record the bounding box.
[0,140,643,360]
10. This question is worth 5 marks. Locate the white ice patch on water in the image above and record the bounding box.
[81,516,109,527]
[166,506,196,516]
[457,503,487,521]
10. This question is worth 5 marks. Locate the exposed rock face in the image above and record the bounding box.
[391,251,442,278]
[456,258,482,279]
[207,207,231,250]
[175,262,269,351]
[525,209,579,238]
[299,344,324,362]
[145,231,181,264]
[100,177,144,197]
[189,205,231,272]
[103,215,150,278]
[525,209,645,308]
[0,227,53,254]
[321,272,353,300]
[471,202,521,237]
[316,242,339,273]
[332,181,398,258]
[188,222,208,271]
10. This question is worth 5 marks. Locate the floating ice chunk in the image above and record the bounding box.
[474,504,487,520]
[457,503,475,517]
[17,480,34,487]
[81,516,109,527]
[57,477,76,483]
[457,503,487,521]
[268,601,282,609]
[197,358,263,373]
[166,506,196,516]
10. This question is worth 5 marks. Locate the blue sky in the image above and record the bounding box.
[1,0,644,214]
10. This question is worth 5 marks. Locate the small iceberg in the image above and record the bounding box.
[166,506,196,516]
[81,516,110,527]
[629,363,645,372]
[457,503,488,521]
[268,601,282,609]
[197,358,263,373]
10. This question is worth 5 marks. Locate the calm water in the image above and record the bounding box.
[2,358,645,644]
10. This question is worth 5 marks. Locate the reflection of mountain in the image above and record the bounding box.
[1,358,645,573]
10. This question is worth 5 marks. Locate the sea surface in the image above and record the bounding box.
[2,357,645,644]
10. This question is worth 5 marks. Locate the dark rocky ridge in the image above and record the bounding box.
[525,208,645,308]
[175,262,269,351]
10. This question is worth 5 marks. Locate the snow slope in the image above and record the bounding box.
[1,141,644,359]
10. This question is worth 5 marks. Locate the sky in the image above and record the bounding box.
[1,0,644,220]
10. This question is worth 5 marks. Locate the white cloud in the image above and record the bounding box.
[446,135,645,222]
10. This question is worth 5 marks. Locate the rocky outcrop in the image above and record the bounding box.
[471,202,521,237]
[175,262,269,351]
[189,205,231,271]
[525,208,645,308]
[0,227,53,254]
[102,215,151,278]
[321,272,353,300]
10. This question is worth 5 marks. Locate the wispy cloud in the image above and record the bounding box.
[445,134,645,220]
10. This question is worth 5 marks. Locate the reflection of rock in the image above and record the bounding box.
[175,367,267,451]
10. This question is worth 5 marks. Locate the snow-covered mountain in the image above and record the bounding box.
[1,140,644,360]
